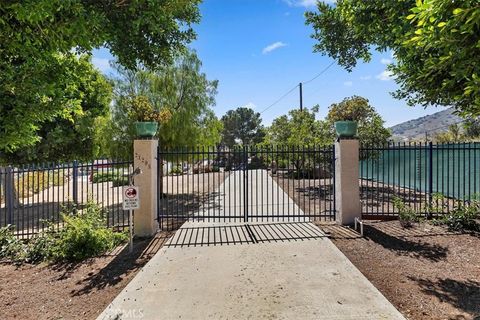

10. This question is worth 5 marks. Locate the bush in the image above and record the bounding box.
[92,171,117,183]
[0,225,22,260]
[92,170,129,186]
[112,176,129,187]
[49,202,127,262]
[392,197,421,228]
[0,202,127,264]
[435,200,480,232]
[169,166,183,175]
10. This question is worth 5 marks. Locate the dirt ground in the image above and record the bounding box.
[0,231,173,320]
[319,221,480,320]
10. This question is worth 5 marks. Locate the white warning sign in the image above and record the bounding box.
[123,186,140,210]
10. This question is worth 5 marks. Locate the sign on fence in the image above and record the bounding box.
[123,186,140,210]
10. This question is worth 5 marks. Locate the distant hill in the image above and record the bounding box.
[390,108,461,141]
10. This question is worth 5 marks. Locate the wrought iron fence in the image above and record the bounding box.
[360,142,480,219]
[0,158,133,238]
[157,145,336,230]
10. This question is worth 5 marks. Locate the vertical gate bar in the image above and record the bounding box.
[157,146,161,229]
[446,143,450,213]
[253,146,256,221]
[332,144,336,219]
[463,142,466,203]
[456,143,459,201]
[257,146,264,222]
[5,166,14,227]
[243,145,248,222]
[234,147,236,221]
[474,143,477,200]
[276,145,280,221]
[311,145,315,220]
[468,143,471,203]
[428,141,433,218]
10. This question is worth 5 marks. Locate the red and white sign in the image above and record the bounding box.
[123,186,140,210]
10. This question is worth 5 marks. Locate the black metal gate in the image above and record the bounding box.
[157,145,335,230]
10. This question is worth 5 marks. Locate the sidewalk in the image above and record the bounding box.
[98,222,405,320]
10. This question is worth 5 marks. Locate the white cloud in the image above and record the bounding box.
[92,57,111,73]
[262,41,287,54]
[343,81,353,87]
[360,75,372,80]
[381,58,392,65]
[283,0,333,7]
[241,102,257,110]
[376,70,394,81]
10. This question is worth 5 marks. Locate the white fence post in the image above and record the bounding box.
[133,139,159,237]
[335,138,361,225]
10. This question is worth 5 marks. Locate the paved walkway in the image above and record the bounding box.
[199,169,311,222]
[98,171,405,320]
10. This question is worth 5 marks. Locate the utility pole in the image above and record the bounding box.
[299,82,303,111]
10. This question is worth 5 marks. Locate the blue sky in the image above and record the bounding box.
[92,0,445,127]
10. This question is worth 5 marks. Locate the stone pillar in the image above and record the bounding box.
[335,138,361,225]
[133,139,158,237]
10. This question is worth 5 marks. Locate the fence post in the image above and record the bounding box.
[72,160,79,206]
[5,166,15,226]
[133,139,159,237]
[335,138,361,225]
[428,142,433,218]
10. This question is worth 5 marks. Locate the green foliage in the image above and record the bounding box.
[49,202,127,262]
[112,177,129,187]
[221,107,265,147]
[463,118,480,139]
[434,124,465,143]
[327,96,374,122]
[266,106,329,146]
[1,0,201,154]
[92,170,128,186]
[392,196,422,228]
[327,96,392,147]
[305,0,480,118]
[434,199,480,232]
[0,202,127,264]
[1,54,113,163]
[169,166,183,175]
[107,50,221,158]
[127,95,171,123]
[0,225,22,260]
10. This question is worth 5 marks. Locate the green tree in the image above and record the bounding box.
[434,124,465,143]
[326,96,392,147]
[221,107,265,147]
[305,0,480,117]
[1,0,201,153]
[463,118,480,139]
[1,55,112,164]
[266,106,329,146]
[108,50,221,156]
[265,106,331,173]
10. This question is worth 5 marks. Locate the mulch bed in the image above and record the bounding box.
[319,221,480,320]
[0,231,173,320]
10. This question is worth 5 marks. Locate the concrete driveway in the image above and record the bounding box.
[98,222,405,320]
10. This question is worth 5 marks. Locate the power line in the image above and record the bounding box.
[259,84,298,114]
[258,61,335,115]
[302,61,335,85]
